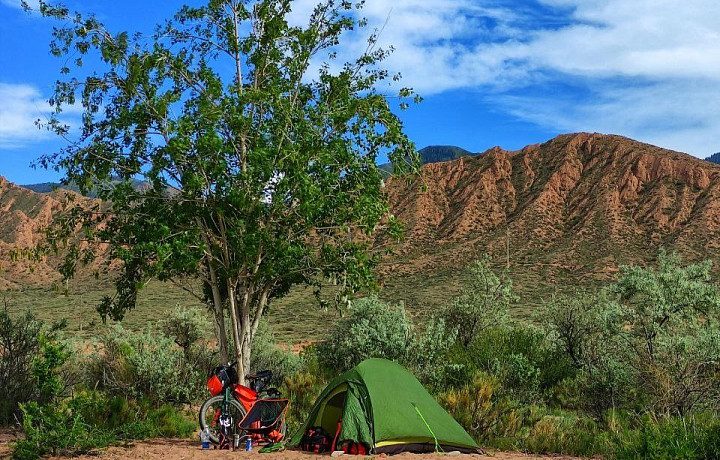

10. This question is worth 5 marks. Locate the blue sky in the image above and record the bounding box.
[1,0,718,184]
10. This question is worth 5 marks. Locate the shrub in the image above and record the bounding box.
[14,400,103,460]
[438,372,522,443]
[462,324,573,402]
[534,289,616,368]
[612,250,720,416]
[406,315,457,390]
[535,290,634,416]
[283,368,326,435]
[442,257,516,347]
[88,324,206,404]
[14,392,195,460]
[0,308,43,425]
[12,331,88,460]
[521,412,601,456]
[317,296,456,388]
[159,305,211,357]
[251,323,302,386]
[316,296,413,372]
[611,414,720,460]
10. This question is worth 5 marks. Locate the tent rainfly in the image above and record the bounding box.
[289,358,480,454]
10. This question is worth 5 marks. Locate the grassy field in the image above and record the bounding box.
[3,254,586,344]
[4,281,339,344]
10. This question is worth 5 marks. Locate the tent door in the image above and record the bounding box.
[313,384,348,438]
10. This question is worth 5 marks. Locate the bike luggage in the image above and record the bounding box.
[300,426,331,453]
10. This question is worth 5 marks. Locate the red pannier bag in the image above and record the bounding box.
[342,442,369,455]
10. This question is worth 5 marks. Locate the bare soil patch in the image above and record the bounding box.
[35,439,585,460]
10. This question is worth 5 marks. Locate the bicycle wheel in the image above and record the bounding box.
[198,395,247,445]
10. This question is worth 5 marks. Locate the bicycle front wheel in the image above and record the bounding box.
[198,395,246,445]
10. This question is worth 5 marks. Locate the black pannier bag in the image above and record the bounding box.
[300,426,331,453]
[211,365,239,390]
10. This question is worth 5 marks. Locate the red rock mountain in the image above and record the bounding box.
[0,176,75,289]
[384,133,720,292]
[2,133,720,299]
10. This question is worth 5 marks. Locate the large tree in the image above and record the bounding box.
[32,0,420,378]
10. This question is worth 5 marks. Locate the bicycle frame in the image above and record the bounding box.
[217,386,235,446]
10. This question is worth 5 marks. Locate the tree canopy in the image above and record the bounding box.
[33,0,420,374]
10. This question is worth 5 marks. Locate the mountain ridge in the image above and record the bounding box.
[383,132,720,291]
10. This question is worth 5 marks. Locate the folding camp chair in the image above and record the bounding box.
[238,398,289,445]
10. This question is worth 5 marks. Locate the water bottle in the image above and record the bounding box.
[245,438,253,451]
[200,427,211,449]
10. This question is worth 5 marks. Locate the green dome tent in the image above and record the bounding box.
[289,358,479,454]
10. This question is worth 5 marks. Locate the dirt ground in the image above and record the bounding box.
[0,431,585,460]
[0,438,585,460]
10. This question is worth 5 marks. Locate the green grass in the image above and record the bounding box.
[3,281,339,343]
[3,259,585,344]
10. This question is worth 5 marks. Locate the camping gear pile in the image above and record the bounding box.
[291,358,479,455]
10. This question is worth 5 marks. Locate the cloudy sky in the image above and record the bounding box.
[0,0,718,184]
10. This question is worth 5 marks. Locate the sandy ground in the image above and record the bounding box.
[0,430,584,460]
[0,438,585,460]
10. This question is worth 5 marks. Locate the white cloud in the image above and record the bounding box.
[1,0,39,10]
[291,0,720,157]
[0,83,53,149]
[485,0,720,156]
[6,0,718,156]
[496,78,720,156]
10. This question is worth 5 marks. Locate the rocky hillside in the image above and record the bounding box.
[384,133,720,295]
[0,176,71,289]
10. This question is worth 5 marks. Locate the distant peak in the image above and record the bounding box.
[706,152,720,165]
[417,145,476,164]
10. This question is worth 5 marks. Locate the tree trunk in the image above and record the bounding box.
[212,301,229,364]
[241,320,252,383]
[227,281,245,381]
[237,287,253,384]
[206,260,230,363]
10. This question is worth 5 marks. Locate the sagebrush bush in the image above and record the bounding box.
[316,296,455,387]
[316,296,412,372]
[88,324,206,404]
[251,323,302,385]
[159,305,211,357]
[442,257,515,347]
[406,315,457,390]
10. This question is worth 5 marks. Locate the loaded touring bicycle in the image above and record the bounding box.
[200,363,288,450]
